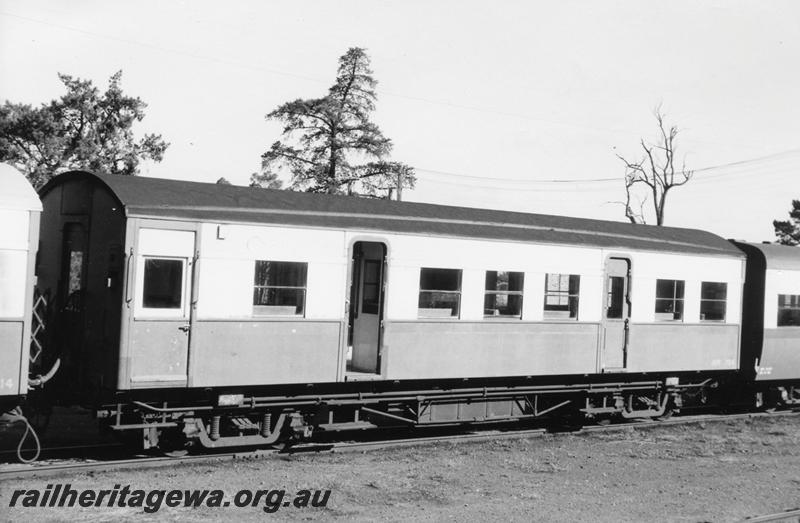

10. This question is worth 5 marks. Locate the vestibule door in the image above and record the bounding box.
[602,257,631,371]
[128,228,195,386]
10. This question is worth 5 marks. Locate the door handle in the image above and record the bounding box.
[178,325,190,333]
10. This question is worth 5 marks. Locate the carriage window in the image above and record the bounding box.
[777,294,800,327]
[543,274,580,320]
[484,271,524,318]
[700,282,727,321]
[68,251,84,294]
[606,276,625,319]
[143,258,184,309]
[253,261,307,316]
[418,268,461,318]
[361,260,381,314]
[655,279,684,321]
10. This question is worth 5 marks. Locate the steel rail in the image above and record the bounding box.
[743,508,800,522]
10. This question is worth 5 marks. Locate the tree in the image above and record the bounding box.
[248,169,283,190]
[774,200,800,245]
[0,71,168,188]
[616,107,693,225]
[261,47,415,198]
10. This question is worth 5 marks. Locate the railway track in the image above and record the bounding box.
[745,508,800,522]
[1,409,798,480]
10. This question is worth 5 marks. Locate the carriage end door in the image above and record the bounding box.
[128,228,195,386]
[602,257,631,371]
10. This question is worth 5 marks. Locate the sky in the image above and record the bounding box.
[1,0,798,242]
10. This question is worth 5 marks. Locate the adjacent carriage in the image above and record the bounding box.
[32,170,752,448]
[734,241,800,404]
[0,165,41,414]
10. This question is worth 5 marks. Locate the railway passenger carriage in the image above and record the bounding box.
[32,170,751,448]
[735,242,800,403]
[0,165,41,413]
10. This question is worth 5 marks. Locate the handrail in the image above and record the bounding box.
[124,248,133,305]
[28,358,61,388]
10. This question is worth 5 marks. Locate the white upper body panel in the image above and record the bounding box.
[0,165,39,318]
[189,221,744,326]
[627,251,744,325]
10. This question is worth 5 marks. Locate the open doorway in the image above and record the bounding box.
[346,241,386,374]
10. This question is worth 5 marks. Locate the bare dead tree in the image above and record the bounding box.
[616,107,693,225]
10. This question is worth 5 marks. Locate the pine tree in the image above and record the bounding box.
[774,200,800,245]
[261,48,414,198]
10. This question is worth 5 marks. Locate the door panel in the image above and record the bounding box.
[129,229,195,384]
[129,321,191,382]
[602,257,631,371]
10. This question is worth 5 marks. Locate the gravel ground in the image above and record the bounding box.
[1,414,799,522]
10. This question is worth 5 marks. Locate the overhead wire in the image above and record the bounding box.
[2,9,798,195]
[414,148,800,190]
[0,9,780,150]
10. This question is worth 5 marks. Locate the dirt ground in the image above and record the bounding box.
[1,414,799,522]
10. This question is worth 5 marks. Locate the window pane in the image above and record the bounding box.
[484,292,522,317]
[484,271,523,318]
[420,268,461,291]
[253,288,305,315]
[484,271,524,292]
[606,276,624,319]
[569,275,580,295]
[778,309,800,327]
[654,299,674,314]
[485,271,500,291]
[543,273,580,320]
[253,260,308,316]
[700,300,726,321]
[362,260,381,314]
[143,258,183,309]
[656,279,676,299]
[655,298,683,320]
[700,282,727,321]
[778,294,800,327]
[418,291,460,317]
[779,294,800,308]
[254,261,307,287]
[418,268,462,318]
[701,282,727,300]
[545,294,568,307]
[655,279,684,321]
[68,251,84,294]
[675,299,684,320]
[546,273,568,293]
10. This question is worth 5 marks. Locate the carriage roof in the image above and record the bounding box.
[41,170,743,257]
[0,163,41,212]
[735,242,800,271]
